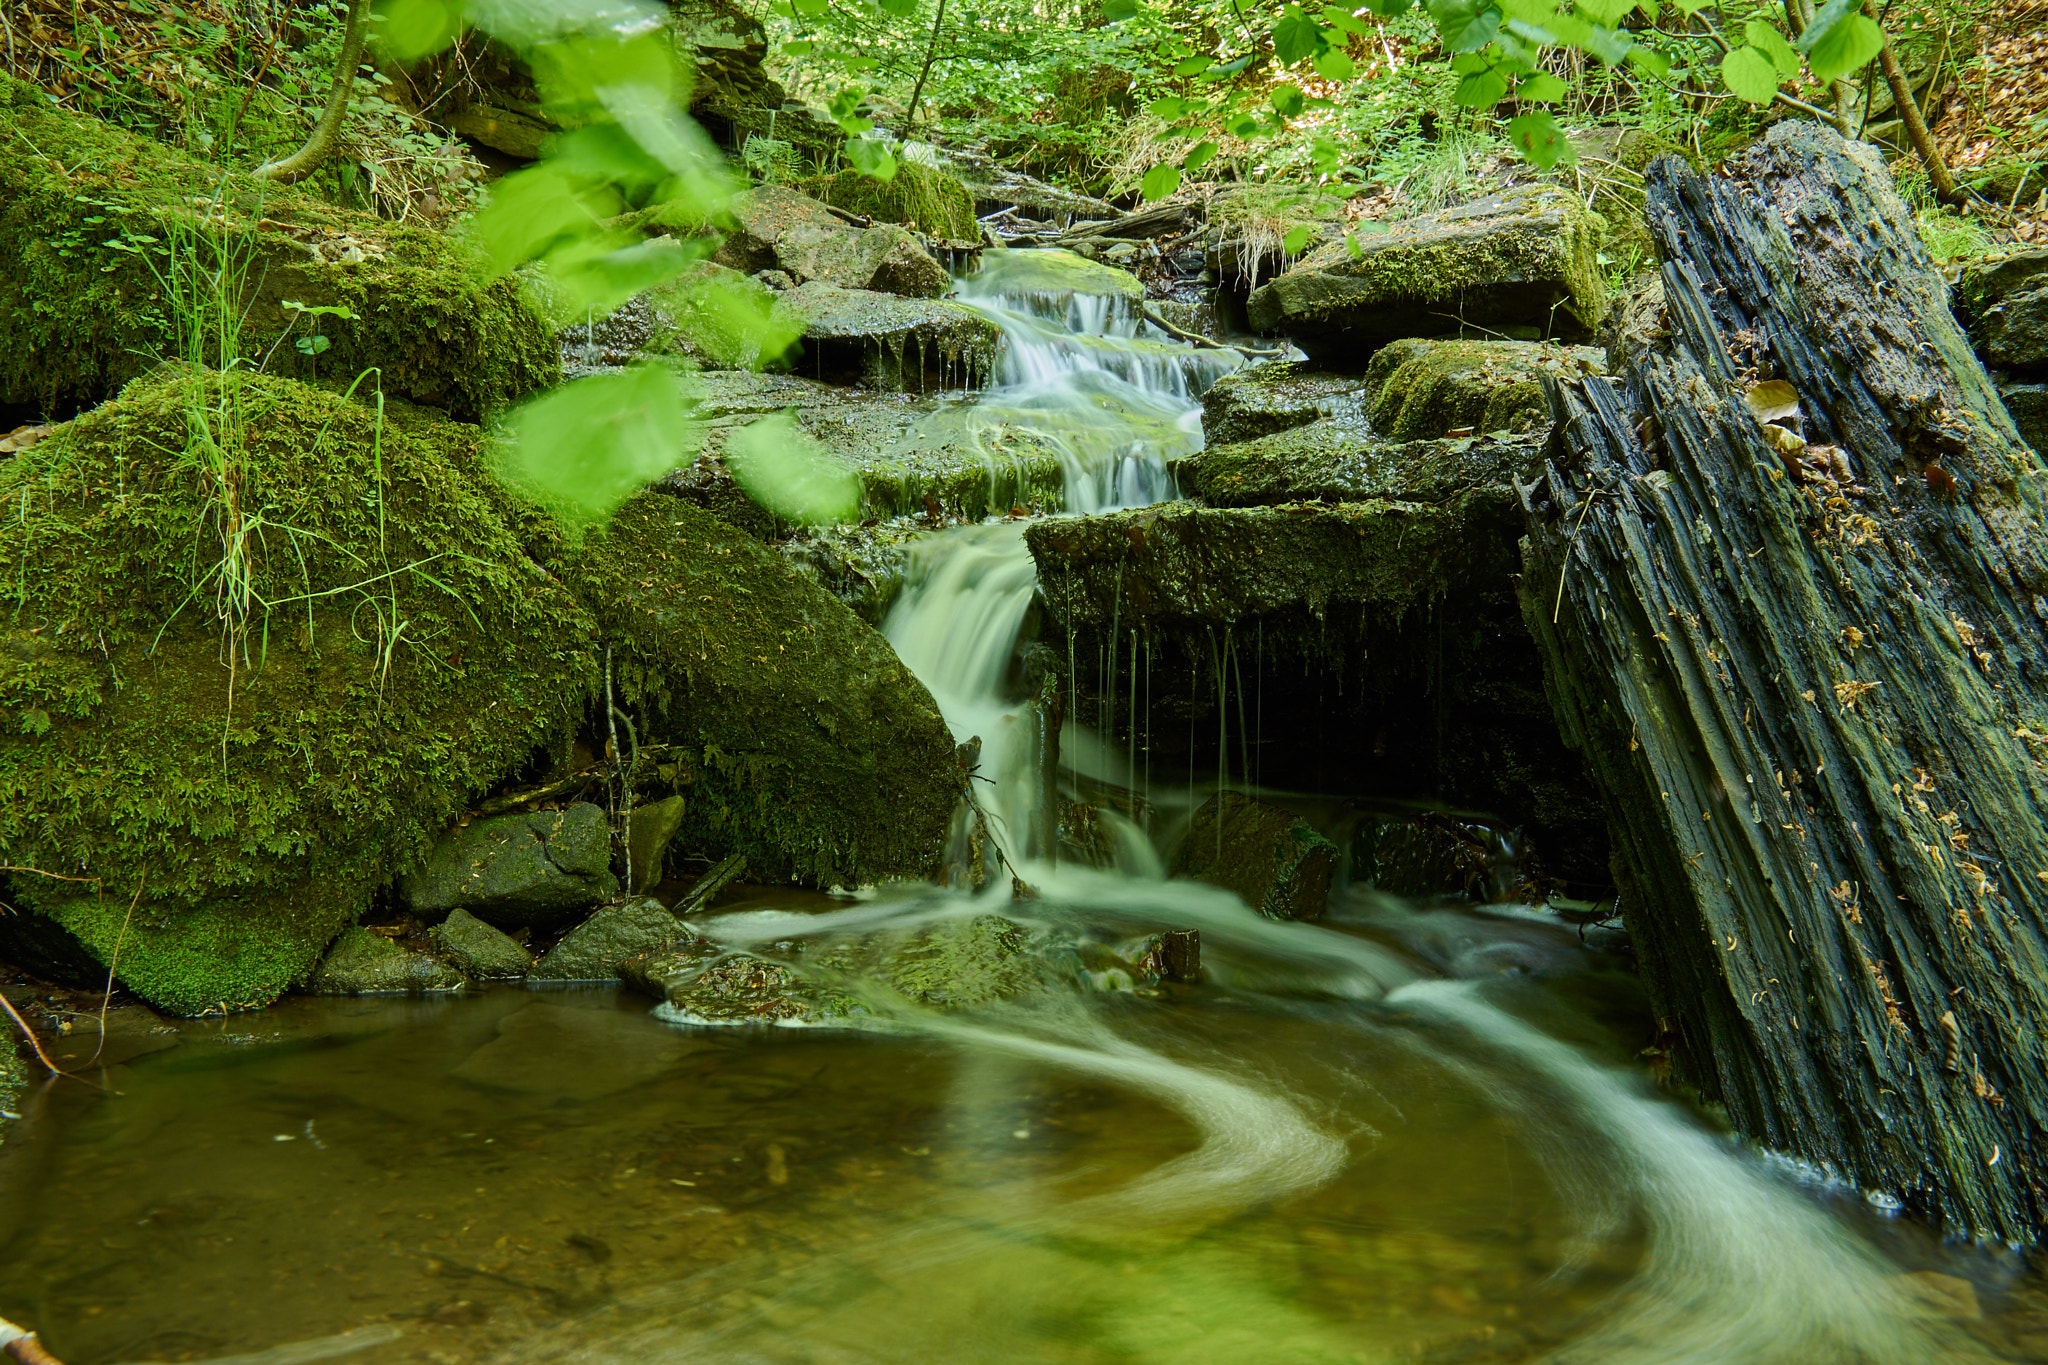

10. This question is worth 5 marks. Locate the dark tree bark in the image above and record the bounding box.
[1520,121,2048,1241]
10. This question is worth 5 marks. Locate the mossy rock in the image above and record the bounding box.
[960,247,1146,311]
[776,282,1000,392]
[1171,792,1337,921]
[0,74,557,420]
[400,802,618,928]
[2003,382,2048,453]
[804,162,980,241]
[1956,249,2048,374]
[0,367,597,1015]
[1175,414,1542,509]
[529,897,684,982]
[1024,496,1518,635]
[775,222,952,299]
[555,493,961,887]
[1363,337,1605,441]
[1200,362,1370,446]
[307,927,468,994]
[1245,186,1608,364]
[429,908,535,978]
[711,185,847,274]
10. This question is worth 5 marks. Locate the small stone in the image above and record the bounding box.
[1171,792,1337,921]
[626,794,688,893]
[400,802,619,928]
[428,909,534,979]
[529,898,684,982]
[308,927,468,994]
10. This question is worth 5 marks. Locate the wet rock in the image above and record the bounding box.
[401,803,619,928]
[2002,381,2047,452]
[1955,248,2048,374]
[1172,792,1337,920]
[308,927,468,994]
[529,897,685,982]
[653,951,831,1024]
[1024,498,1517,632]
[554,495,960,886]
[958,247,1146,314]
[617,932,723,1001]
[1134,928,1200,982]
[1353,814,1502,899]
[1245,186,1607,362]
[429,909,535,979]
[712,186,848,274]
[803,162,981,241]
[1200,363,1371,445]
[777,222,953,299]
[776,282,1001,392]
[449,1000,711,1100]
[627,795,689,893]
[1175,415,1540,509]
[1363,338,1604,440]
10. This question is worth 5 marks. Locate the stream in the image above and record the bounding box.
[0,253,2039,1364]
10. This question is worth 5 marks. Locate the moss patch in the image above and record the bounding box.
[1176,415,1542,509]
[804,162,980,241]
[1363,338,1605,440]
[0,75,556,420]
[0,367,597,1014]
[556,493,961,887]
[1200,362,1371,445]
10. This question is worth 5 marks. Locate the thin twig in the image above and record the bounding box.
[88,872,147,1067]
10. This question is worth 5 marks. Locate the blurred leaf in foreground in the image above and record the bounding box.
[493,365,696,538]
[723,414,862,526]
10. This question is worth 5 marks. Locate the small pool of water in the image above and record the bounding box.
[3,884,2040,1365]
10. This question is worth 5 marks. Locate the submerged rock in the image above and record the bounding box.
[1364,338,1604,440]
[429,909,535,979]
[1245,186,1607,362]
[309,927,468,994]
[777,282,1000,392]
[0,74,555,419]
[402,803,618,927]
[530,897,686,982]
[1200,363,1371,445]
[1955,248,2048,374]
[1172,792,1337,921]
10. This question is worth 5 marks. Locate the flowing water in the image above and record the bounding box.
[1,253,2040,1365]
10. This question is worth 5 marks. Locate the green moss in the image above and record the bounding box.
[1201,362,1370,445]
[0,74,557,420]
[0,1024,19,1130]
[1363,338,1605,440]
[803,162,980,241]
[0,367,597,1014]
[555,494,961,887]
[1177,413,1541,509]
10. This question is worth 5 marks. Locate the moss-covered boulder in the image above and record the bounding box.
[1171,792,1337,921]
[0,368,595,1015]
[1955,248,2048,375]
[557,494,961,886]
[1363,337,1605,440]
[804,162,981,241]
[1175,415,1542,509]
[429,909,534,978]
[712,186,849,273]
[0,75,557,420]
[529,897,685,982]
[2003,382,2048,454]
[1200,363,1370,445]
[776,282,1000,392]
[400,803,618,927]
[712,187,951,297]
[1245,186,1607,363]
[307,927,469,994]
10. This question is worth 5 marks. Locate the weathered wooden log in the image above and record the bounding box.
[1519,121,2048,1240]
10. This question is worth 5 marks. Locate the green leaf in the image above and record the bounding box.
[1270,84,1307,115]
[1505,110,1576,167]
[1427,0,1501,52]
[1141,163,1183,200]
[1792,0,1858,51]
[1719,44,1779,104]
[876,0,918,12]
[1274,6,1325,64]
[544,234,706,317]
[1358,0,1412,14]
[782,39,815,53]
[1666,0,1710,11]
[1183,139,1220,173]
[791,0,828,16]
[1582,22,1633,63]
[1309,134,1344,174]
[1321,7,1375,34]
[1208,54,1255,75]
[847,137,898,180]
[1173,55,1214,75]
[1626,41,1671,76]
[724,414,863,527]
[1744,19,1800,79]
[1282,225,1315,255]
[1314,46,1356,78]
[1148,95,1192,118]
[1572,0,1633,24]
[1225,111,1264,136]
[1454,68,1511,106]
[1515,70,1567,101]
[373,0,462,60]
[1346,232,1366,259]
[492,366,695,538]
[1806,12,1882,82]
[1102,0,1139,20]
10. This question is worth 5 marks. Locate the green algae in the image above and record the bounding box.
[0,367,598,1014]
[0,74,556,420]
[803,161,980,241]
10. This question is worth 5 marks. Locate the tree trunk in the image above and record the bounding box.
[1520,120,2048,1242]
[1863,0,1960,204]
[253,0,371,183]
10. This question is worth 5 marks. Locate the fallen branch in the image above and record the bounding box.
[676,852,747,915]
[0,990,64,1078]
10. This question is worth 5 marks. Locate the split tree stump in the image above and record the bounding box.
[1521,121,2048,1240]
